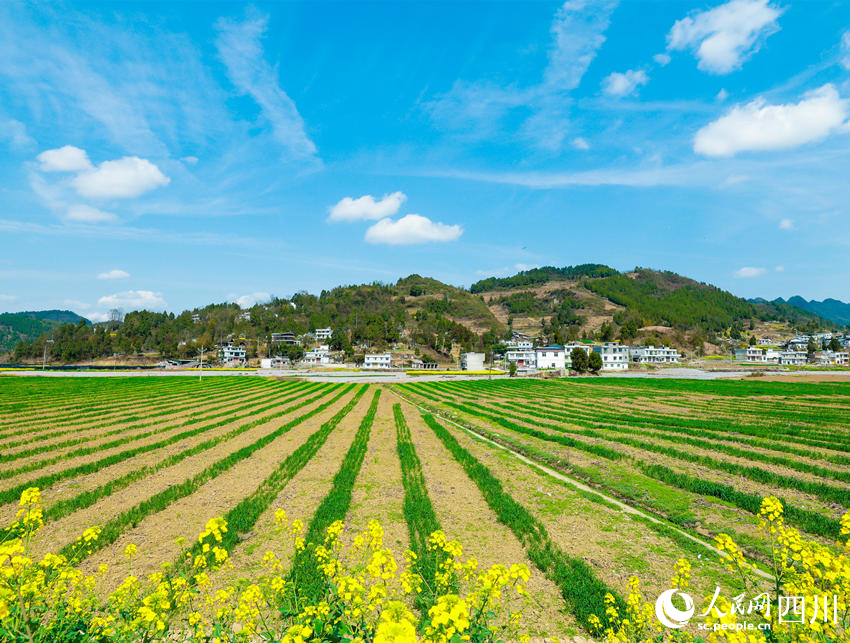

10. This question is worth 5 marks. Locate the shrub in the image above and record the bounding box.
[0,487,533,642]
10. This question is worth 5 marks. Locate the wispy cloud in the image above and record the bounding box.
[215,10,319,164]
[426,0,618,150]
[97,269,130,280]
[734,266,767,278]
[98,290,166,310]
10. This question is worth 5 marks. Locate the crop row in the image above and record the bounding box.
[60,383,360,560]
[438,379,850,447]
[0,377,257,431]
[0,377,267,441]
[289,389,382,599]
[420,410,622,631]
[35,384,336,530]
[0,382,335,510]
[0,381,319,483]
[424,380,850,472]
[436,382,850,480]
[0,379,300,461]
[402,384,843,540]
[393,403,445,608]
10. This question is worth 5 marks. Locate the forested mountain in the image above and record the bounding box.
[753,296,850,326]
[0,310,88,354]
[8,268,837,363]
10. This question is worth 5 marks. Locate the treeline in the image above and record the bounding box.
[469,264,618,293]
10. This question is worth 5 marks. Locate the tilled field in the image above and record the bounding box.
[3,375,849,640]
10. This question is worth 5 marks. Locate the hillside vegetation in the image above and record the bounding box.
[0,310,87,354]
[7,267,836,363]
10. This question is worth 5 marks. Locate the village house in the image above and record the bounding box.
[629,345,681,364]
[260,356,290,369]
[237,310,251,322]
[271,332,300,345]
[593,342,629,370]
[302,345,331,366]
[504,349,536,371]
[409,357,439,370]
[314,327,333,340]
[535,345,565,370]
[778,351,807,366]
[814,351,850,366]
[460,352,486,371]
[364,353,392,369]
[219,344,247,366]
[563,342,589,368]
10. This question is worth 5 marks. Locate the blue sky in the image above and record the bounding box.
[2,0,850,320]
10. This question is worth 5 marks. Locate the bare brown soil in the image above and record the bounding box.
[223,390,376,580]
[345,391,408,553]
[440,417,746,607]
[62,389,360,589]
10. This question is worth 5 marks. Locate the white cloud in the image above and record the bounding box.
[181,156,199,165]
[215,11,318,162]
[37,145,93,172]
[572,137,590,150]
[2,119,33,148]
[734,266,767,278]
[66,204,118,223]
[775,265,785,272]
[0,294,17,303]
[232,292,270,308]
[87,312,111,323]
[667,0,782,74]
[602,69,649,97]
[716,88,728,102]
[72,157,170,199]
[779,218,794,230]
[693,84,849,157]
[515,263,540,271]
[653,53,671,66]
[98,290,166,311]
[97,269,130,280]
[364,214,463,245]
[328,192,407,222]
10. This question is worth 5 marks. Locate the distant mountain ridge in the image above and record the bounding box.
[0,310,89,354]
[751,297,850,326]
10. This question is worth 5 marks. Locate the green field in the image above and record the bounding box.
[1,375,848,640]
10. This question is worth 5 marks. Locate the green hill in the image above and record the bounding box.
[0,310,88,355]
[9,269,835,363]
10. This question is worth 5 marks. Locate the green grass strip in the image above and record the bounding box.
[288,389,382,599]
[59,384,358,561]
[420,411,623,632]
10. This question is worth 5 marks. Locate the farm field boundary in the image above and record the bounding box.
[391,387,774,582]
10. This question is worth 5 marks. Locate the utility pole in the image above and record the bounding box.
[199,345,204,382]
[42,339,54,371]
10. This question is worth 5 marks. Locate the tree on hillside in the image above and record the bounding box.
[508,362,517,377]
[807,337,818,356]
[570,347,587,373]
[598,322,614,342]
[588,351,602,374]
[829,336,841,352]
[748,335,756,346]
